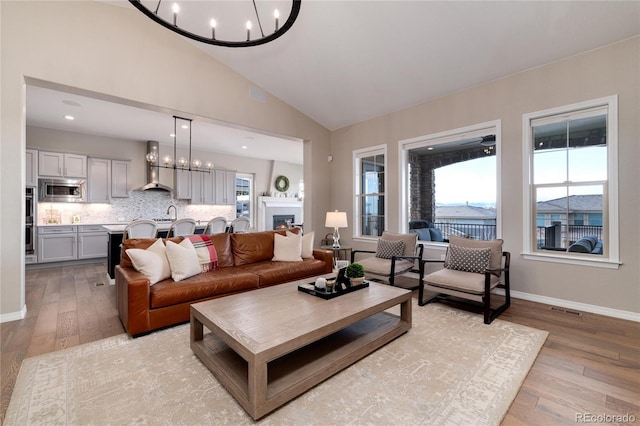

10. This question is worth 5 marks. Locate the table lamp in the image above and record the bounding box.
[325,210,348,248]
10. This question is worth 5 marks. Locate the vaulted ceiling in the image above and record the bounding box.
[27,1,640,164]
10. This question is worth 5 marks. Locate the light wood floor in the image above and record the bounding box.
[1,264,638,424]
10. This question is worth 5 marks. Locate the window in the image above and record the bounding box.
[399,120,501,242]
[235,173,253,223]
[354,145,386,238]
[523,96,619,267]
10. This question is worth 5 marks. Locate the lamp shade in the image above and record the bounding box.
[325,211,348,228]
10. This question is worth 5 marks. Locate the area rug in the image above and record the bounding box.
[5,301,547,425]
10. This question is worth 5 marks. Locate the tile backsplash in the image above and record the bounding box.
[37,190,235,225]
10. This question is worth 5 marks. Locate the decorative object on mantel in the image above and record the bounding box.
[325,210,348,248]
[145,116,213,174]
[274,175,290,192]
[128,0,301,48]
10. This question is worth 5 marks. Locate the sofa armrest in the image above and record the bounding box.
[116,265,152,336]
[313,249,335,273]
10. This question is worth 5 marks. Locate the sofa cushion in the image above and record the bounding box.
[120,237,182,268]
[300,231,315,259]
[232,229,294,266]
[273,232,303,262]
[165,239,201,282]
[150,269,260,309]
[237,259,329,287]
[125,238,171,285]
[207,232,234,267]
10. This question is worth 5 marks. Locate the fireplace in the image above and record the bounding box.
[273,215,295,230]
[257,196,303,231]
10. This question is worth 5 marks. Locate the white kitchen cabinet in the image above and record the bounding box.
[38,151,87,178]
[78,225,108,259]
[111,160,130,198]
[37,226,77,263]
[214,170,236,205]
[88,158,111,203]
[174,168,192,199]
[191,171,214,205]
[26,149,38,186]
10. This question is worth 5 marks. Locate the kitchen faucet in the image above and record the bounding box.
[166,204,177,221]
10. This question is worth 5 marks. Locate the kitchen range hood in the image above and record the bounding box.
[135,141,173,192]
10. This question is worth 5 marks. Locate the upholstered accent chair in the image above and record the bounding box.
[351,231,424,288]
[167,218,197,237]
[418,235,510,324]
[204,216,228,235]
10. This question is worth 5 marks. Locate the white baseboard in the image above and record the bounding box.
[0,304,27,323]
[505,290,640,323]
[402,271,640,322]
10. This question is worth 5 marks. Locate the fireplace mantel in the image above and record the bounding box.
[257,196,303,231]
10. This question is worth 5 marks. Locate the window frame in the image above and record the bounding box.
[235,172,254,226]
[353,144,387,240]
[522,95,620,269]
[398,120,502,246]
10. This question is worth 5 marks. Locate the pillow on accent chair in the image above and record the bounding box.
[165,239,201,282]
[375,239,405,259]
[273,232,303,262]
[444,244,491,274]
[125,238,171,285]
[429,228,445,242]
[412,228,431,241]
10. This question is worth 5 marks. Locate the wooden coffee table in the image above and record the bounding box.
[190,277,412,420]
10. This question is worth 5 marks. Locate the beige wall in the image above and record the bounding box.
[331,37,640,316]
[0,1,331,319]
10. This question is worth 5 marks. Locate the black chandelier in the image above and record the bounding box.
[146,116,213,173]
[129,0,301,48]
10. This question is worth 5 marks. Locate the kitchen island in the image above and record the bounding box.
[103,222,207,281]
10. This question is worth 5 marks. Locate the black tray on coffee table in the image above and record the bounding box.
[298,280,369,300]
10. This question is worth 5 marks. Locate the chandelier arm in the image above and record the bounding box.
[252,0,265,38]
[128,0,301,48]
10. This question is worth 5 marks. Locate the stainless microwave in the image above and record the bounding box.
[38,178,86,202]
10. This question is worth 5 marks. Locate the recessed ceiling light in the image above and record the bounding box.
[181,124,189,129]
[427,147,434,150]
[241,145,248,149]
[170,133,175,137]
[64,115,75,121]
[62,100,81,107]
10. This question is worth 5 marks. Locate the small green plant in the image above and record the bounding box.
[346,262,365,278]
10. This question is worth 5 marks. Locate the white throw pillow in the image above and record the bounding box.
[165,239,201,282]
[287,230,314,259]
[273,232,303,262]
[125,238,171,285]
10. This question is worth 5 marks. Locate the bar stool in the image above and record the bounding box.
[204,217,228,235]
[167,218,197,237]
[123,219,158,240]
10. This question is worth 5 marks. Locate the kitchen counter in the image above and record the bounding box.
[102,222,206,233]
[105,222,207,280]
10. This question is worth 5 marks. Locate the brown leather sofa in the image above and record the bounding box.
[116,229,333,336]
